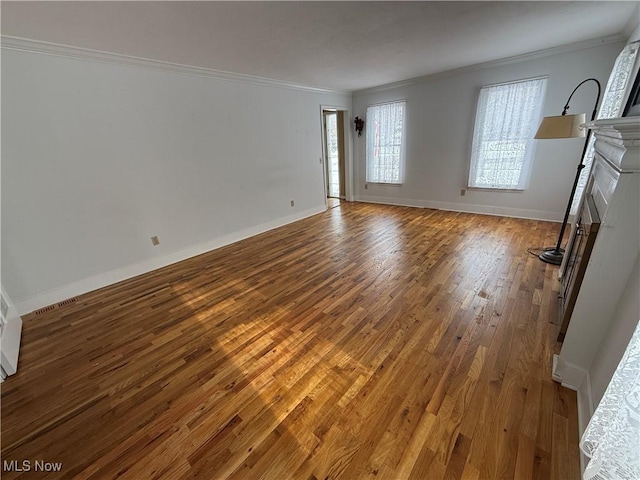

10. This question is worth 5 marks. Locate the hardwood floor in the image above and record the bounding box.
[1,203,580,479]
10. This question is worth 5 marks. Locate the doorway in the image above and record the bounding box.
[322,110,346,206]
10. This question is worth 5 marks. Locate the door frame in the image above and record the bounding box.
[319,105,353,206]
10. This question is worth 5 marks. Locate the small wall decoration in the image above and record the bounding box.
[354,116,364,136]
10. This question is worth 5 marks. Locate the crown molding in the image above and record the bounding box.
[0,35,349,96]
[354,34,627,97]
[1,32,627,98]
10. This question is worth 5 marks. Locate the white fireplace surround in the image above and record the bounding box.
[551,116,640,472]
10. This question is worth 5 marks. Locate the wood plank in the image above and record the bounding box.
[1,203,580,479]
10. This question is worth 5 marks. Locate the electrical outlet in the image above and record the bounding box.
[151,236,160,246]
[290,200,295,207]
[460,189,466,196]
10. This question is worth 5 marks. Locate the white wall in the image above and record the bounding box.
[583,10,640,412]
[1,48,351,313]
[587,29,640,408]
[627,8,640,43]
[352,41,625,221]
[589,258,639,408]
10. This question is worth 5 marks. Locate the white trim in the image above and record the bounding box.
[320,104,354,204]
[551,353,594,476]
[551,353,588,390]
[468,76,547,191]
[576,372,595,476]
[366,98,408,108]
[552,353,563,383]
[354,34,626,96]
[320,107,330,206]
[355,195,562,222]
[551,354,595,419]
[0,35,348,96]
[365,101,407,185]
[2,34,625,98]
[0,287,23,378]
[14,206,326,316]
[480,74,549,90]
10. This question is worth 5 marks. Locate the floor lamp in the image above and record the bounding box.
[534,78,602,265]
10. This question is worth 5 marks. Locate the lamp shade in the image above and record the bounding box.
[534,113,586,139]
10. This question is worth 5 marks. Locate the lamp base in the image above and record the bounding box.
[539,248,565,265]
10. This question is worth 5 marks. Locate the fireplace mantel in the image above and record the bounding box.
[552,116,640,471]
[584,117,640,172]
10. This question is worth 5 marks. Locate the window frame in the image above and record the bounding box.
[365,100,407,185]
[467,76,548,191]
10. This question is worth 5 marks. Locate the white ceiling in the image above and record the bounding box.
[2,1,638,92]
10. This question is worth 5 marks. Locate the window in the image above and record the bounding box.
[570,41,639,214]
[366,101,406,184]
[468,77,547,190]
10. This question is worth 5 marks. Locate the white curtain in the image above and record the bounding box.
[468,77,547,189]
[366,101,406,184]
[581,319,640,480]
[571,41,639,214]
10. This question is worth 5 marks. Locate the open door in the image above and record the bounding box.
[323,110,346,202]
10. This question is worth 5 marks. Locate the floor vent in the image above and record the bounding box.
[34,297,79,315]
[58,297,78,308]
[34,305,56,315]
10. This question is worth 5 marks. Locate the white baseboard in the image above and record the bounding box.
[576,373,594,475]
[15,206,326,316]
[356,195,562,222]
[551,354,594,475]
